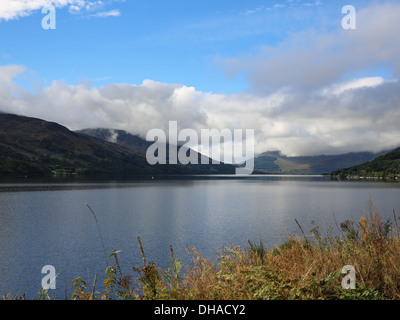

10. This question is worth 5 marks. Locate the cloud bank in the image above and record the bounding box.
[2,65,400,157]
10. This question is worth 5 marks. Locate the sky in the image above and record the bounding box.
[1,0,400,156]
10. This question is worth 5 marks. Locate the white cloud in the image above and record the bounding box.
[0,65,25,83]
[90,9,120,17]
[323,77,389,96]
[0,0,118,20]
[0,0,72,20]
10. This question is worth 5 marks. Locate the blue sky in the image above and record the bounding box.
[1,0,400,156]
[1,0,365,94]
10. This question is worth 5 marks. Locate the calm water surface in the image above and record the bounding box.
[0,175,399,298]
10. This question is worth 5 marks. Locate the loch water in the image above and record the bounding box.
[0,175,399,298]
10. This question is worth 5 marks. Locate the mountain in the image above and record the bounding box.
[77,128,385,176]
[75,127,239,173]
[254,150,382,174]
[0,113,235,177]
[330,147,400,180]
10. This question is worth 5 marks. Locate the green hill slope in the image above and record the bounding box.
[0,113,235,177]
[254,151,380,174]
[331,147,400,180]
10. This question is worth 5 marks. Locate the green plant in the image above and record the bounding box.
[132,236,163,300]
[248,239,266,263]
[340,220,359,241]
[161,245,183,292]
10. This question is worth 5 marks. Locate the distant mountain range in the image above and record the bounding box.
[1,112,397,178]
[77,128,388,175]
[0,113,235,177]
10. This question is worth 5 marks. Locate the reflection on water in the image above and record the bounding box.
[0,175,399,298]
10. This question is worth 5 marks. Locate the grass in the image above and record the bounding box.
[3,198,400,300]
